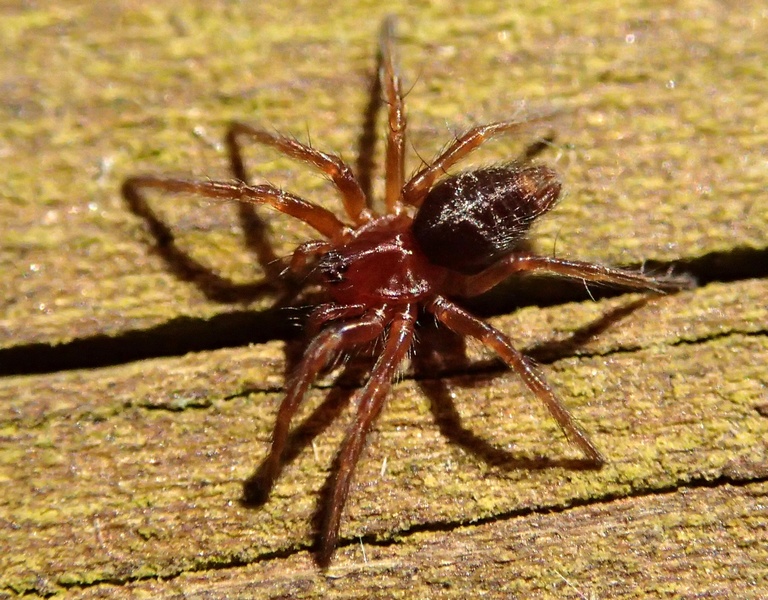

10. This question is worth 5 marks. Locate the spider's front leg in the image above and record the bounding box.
[226,122,370,225]
[123,175,281,301]
[121,176,348,242]
[427,295,605,464]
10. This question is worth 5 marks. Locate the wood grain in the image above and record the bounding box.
[1,1,766,598]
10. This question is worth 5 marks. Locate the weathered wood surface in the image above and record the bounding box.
[1,1,766,598]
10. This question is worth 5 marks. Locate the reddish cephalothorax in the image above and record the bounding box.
[123,17,693,566]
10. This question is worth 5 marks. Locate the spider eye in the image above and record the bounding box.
[318,250,348,284]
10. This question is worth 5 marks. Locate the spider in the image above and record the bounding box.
[123,17,693,566]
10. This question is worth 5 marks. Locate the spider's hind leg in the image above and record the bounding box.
[455,253,696,299]
[427,295,605,465]
[246,307,387,506]
[316,303,417,567]
[402,116,556,208]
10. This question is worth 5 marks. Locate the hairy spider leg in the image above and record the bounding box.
[121,177,348,243]
[454,254,696,298]
[254,309,387,502]
[318,303,418,566]
[402,117,557,208]
[304,303,368,336]
[427,296,605,463]
[226,123,369,225]
[379,16,407,215]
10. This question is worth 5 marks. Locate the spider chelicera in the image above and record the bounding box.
[123,17,693,566]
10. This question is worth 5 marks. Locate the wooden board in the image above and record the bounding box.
[1,1,766,598]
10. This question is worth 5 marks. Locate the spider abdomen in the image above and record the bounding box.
[412,164,561,275]
[318,215,447,304]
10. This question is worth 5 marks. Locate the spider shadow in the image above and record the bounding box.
[241,361,362,507]
[127,184,290,304]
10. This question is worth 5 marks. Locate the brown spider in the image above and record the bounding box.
[123,17,693,566]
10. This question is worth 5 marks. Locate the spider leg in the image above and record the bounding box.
[318,303,417,566]
[453,253,696,298]
[226,122,370,225]
[304,303,368,337]
[402,117,555,208]
[379,16,407,215]
[427,295,605,464]
[122,176,348,242]
[252,307,388,504]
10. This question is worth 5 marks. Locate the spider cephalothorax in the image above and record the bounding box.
[123,17,692,566]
